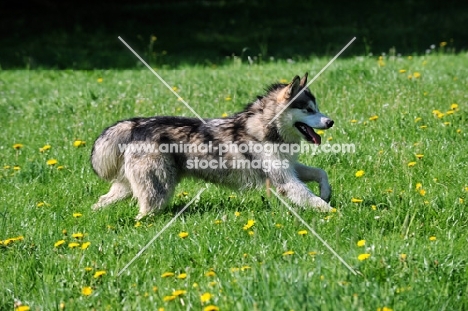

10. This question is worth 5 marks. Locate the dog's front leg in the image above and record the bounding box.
[294,163,331,202]
[272,176,332,212]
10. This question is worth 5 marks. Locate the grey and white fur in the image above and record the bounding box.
[91,73,334,219]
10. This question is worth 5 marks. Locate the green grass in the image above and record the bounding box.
[1,53,467,310]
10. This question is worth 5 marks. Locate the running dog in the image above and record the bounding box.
[91,73,334,219]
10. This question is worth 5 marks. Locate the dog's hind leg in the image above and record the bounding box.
[294,163,332,203]
[92,181,132,210]
[124,154,177,220]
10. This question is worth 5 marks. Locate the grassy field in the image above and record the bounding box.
[1,52,467,310]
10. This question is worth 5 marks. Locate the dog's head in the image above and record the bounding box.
[272,73,334,144]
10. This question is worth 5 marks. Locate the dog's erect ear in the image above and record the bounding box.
[286,75,301,98]
[300,73,308,88]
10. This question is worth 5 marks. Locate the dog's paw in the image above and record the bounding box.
[310,197,333,212]
[91,203,102,211]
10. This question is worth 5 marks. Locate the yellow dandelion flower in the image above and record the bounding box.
[351,198,363,203]
[248,230,254,236]
[443,121,451,125]
[440,41,447,47]
[221,112,228,118]
[54,240,66,247]
[243,219,255,230]
[93,270,106,278]
[415,183,422,190]
[371,205,377,210]
[450,103,458,110]
[420,125,428,129]
[73,140,86,147]
[57,165,64,170]
[225,97,232,101]
[316,130,325,135]
[134,221,141,228]
[400,253,407,260]
[177,273,187,279]
[153,286,158,292]
[351,119,358,123]
[415,154,424,159]
[13,143,24,150]
[172,290,187,296]
[369,115,378,121]
[85,267,93,271]
[178,231,189,238]
[208,281,217,287]
[357,240,366,247]
[377,307,393,311]
[46,159,58,166]
[205,271,216,277]
[459,198,464,204]
[429,236,436,241]
[457,129,461,133]
[73,213,82,218]
[355,170,365,177]
[419,189,426,196]
[282,250,294,256]
[161,272,175,278]
[358,253,371,261]
[214,219,222,224]
[279,79,288,84]
[15,306,30,311]
[408,75,413,79]
[81,286,93,296]
[37,202,45,207]
[68,242,80,248]
[275,223,283,228]
[163,295,176,302]
[407,162,417,167]
[192,282,199,288]
[172,86,179,92]
[234,211,240,217]
[309,251,317,256]
[200,292,212,303]
[72,233,84,239]
[97,78,103,83]
[414,117,422,122]
[399,69,406,73]
[39,144,51,152]
[81,242,91,250]
[298,230,308,235]
[204,305,219,311]
[413,72,421,78]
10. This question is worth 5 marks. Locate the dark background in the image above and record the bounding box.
[1,0,467,69]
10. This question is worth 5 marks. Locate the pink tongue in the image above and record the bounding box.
[306,126,321,145]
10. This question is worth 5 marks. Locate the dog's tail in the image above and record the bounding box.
[91,120,133,181]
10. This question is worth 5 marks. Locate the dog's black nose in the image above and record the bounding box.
[326,120,334,128]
